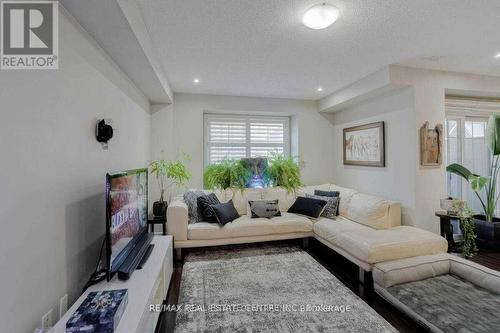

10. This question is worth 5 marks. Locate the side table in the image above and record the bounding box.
[148,215,167,235]
[435,211,461,253]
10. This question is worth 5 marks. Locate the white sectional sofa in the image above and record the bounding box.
[167,184,447,277]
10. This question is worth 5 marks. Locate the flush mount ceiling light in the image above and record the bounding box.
[193,78,200,83]
[302,3,340,30]
[495,53,500,58]
[317,87,323,92]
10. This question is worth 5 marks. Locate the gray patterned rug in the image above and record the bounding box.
[174,245,396,333]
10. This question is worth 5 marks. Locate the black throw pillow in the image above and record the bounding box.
[197,193,220,222]
[288,196,328,219]
[314,190,340,216]
[210,200,240,225]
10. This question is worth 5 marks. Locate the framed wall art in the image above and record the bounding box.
[343,121,385,167]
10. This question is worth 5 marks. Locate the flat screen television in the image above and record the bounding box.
[105,168,149,278]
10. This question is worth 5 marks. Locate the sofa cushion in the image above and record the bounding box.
[262,187,297,212]
[197,193,220,222]
[288,196,328,218]
[344,193,393,229]
[187,213,313,240]
[314,190,340,215]
[297,184,331,196]
[329,185,357,215]
[231,189,263,215]
[248,200,281,218]
[183,190,206,224]
[210,200,240,225]
[306,193,339,219]
[314,219,448,264]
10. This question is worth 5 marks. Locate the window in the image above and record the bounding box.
[445,117,489,213]
[204,114,290,166]
[445,97,500,215]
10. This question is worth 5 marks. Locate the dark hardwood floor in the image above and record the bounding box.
[471,249,500,271]
[155,238,433,333]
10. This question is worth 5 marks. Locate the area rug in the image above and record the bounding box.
[174,245,396,332]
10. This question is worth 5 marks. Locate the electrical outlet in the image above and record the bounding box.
[59,294,68,319]
[41,309,53,330]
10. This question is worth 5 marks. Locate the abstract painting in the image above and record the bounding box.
[343,121,385,167]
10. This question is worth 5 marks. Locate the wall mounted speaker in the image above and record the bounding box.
[96,119,113,147]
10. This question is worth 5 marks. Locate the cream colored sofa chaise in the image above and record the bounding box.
[167,184,447,279]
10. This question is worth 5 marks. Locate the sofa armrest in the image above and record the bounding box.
[167,197,188,242]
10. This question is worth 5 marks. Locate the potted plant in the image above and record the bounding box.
[203,159,251,190]
[264,153,303,194]
[447,114,500,249]
[150,154,191,217]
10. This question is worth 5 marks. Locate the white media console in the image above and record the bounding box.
[52,235,173,333]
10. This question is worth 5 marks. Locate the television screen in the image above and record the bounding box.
[106,168,148,272]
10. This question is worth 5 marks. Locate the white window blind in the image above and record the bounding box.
[204,114,290,165]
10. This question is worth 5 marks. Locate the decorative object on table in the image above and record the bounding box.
[456,206,478,259]
[150,153,191,217]
[241,157,268,188]
[66,289,128,333]
[447,114,500,249]
[420,121,443,166]
[203,159,251,190]
[263,153,303,193]
[343,121,385,167]
[440,197,465,216]
[248,199,281,218]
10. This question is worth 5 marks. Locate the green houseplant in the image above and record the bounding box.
[150,154,191,217]
[447,114,500,248]
[264,153,303,194]
[203,159,251,190]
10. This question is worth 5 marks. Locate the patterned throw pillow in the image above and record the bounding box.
[183,190,206,223]
[306,193,339,219]
[197,193,220,222]
[248,200,281,218]
[314,190,340,216]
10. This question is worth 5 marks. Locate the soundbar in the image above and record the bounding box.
[117,232,154,280]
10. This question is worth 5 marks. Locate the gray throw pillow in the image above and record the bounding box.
[248,200,281,218]
[183,190,205,223]
[306,193,339,219]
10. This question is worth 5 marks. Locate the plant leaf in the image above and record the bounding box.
[446,163,472,181]
[487,114,500,155]
[469,175,489,192]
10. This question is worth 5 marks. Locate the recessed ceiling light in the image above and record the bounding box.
[302,3,340,30]
[317,87,323,92]
[495,53,500,58]
[193,78,200,83]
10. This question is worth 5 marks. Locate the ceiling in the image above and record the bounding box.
[136,0,500,100]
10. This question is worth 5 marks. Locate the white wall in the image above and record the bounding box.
[0,9,151,333]
[326,88,417,225]
[152,93,335,190]
[390,65,500,233]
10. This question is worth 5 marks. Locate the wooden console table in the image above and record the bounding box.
[52,235,173,333]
